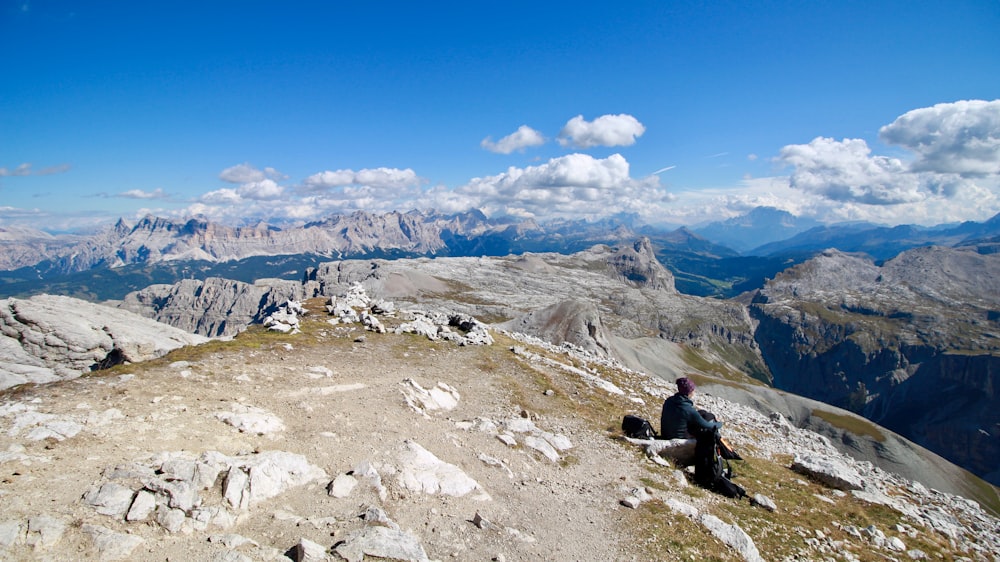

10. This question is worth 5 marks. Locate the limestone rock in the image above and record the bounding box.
[25,515,66,550]
[290,537,330,562]
[0,521,22,549]
[333,526,429,562]
[85,450,326,534]
[327,474,358,498]
[699,514,765,562]
[215,404,286,435]
[750,494,777,512]
[82,524,144,561]
[84,482,137,517]
[791,454,865,491]
[0,294,207,390]
[400,379,460,415]
[396,440,488,499]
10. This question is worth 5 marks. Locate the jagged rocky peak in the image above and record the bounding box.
[604,237,676,292]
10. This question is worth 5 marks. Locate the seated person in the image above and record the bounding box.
[660,377,746,498]
[660,377,720,439]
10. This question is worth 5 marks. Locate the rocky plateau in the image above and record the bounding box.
[0,288,998,561]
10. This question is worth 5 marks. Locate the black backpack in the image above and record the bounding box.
[694,427,746,499]
[621,414,656,440]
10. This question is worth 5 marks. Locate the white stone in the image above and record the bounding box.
[334,526,429,562]
[26,515,66,549]
[156,506,186,533]
[0,520,22,548]
[666,498,699,518]
[751,494,778,512]
[523,435,560,462]
[699,514,765,562]
[84,482,136,517]
[82,524,144,560]
[290,537,330,562]
[126,490,157,521]
[397,441,487,498]
[215,404,285,435]
[400,379,460,414]
[327,474,358,498]
[791,454,864,491]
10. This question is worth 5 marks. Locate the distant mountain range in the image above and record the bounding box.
[2,207,999,301]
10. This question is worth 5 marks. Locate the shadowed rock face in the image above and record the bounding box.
[751,246,1000,485]
[119,277,306,337]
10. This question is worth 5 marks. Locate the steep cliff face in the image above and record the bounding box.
[119,277,306,337]
[751,246,1000,484]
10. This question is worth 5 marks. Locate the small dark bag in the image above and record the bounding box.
[621,415,656,440]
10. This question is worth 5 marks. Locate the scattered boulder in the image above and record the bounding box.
[327,474,358,498]
[84,450,326,534]
[699,514,765,562]
[497,417,574,463]
[82,524,145,561]
[334,526,429,562]
[215,404,286,435]
[263,301,304,333]
[638,437,697,466]
[396,440,489,499]
[289,537,330,562]
[400,379,460,415]
[791,454,865,491]
[25,515,66,550]
[750,494,778,512]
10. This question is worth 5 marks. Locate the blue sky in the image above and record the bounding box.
[2,1,999,232]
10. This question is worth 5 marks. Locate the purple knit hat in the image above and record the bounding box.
[676,377,696,396]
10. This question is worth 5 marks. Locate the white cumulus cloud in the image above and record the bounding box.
[557,114,646,148]
[481,125,546,154]
[237,179,284,200]
[879,99,1000,176]
[445,153,670,220]
[219,163,285,184]
[199,188,242,205]
[779,137,926,204]
[302,167,422,192]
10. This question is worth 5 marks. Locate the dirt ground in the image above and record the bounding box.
[0,319,668,561]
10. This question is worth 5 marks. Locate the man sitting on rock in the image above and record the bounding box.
[660,377,720,440]
[660,377,745,498]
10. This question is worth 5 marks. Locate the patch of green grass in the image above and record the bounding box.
[679,346,762,386]
[630,499,736,561]
[810,409,886,443]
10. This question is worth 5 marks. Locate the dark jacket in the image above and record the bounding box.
[660,393,722,439]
